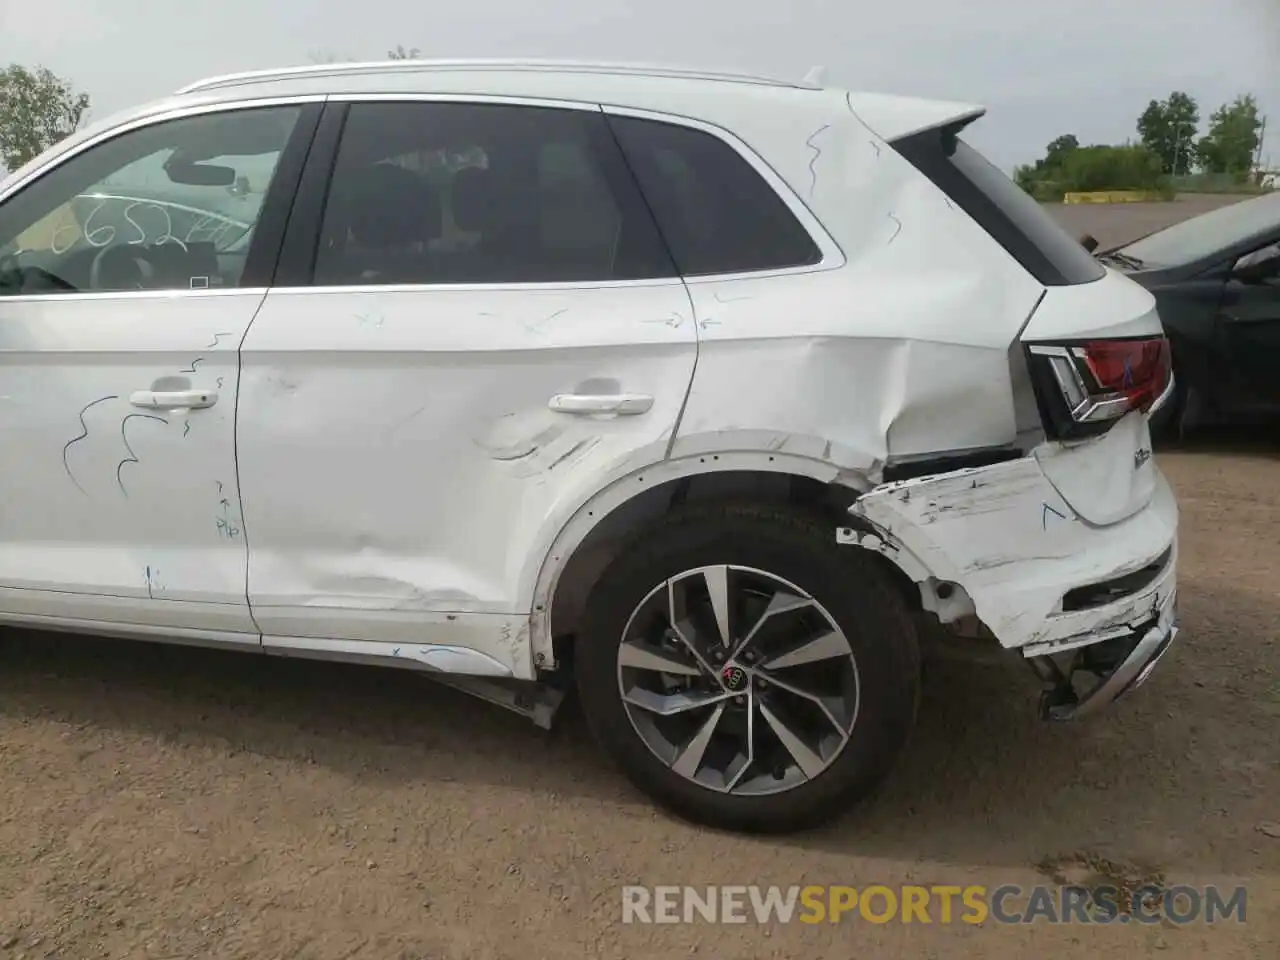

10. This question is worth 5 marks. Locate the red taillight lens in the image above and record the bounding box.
[1077,338,1172,413]
[1027,336,1173,440]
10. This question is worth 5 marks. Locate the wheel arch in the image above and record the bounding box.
[525,451,922,672]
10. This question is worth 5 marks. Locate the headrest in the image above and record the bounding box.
[329,162,440,248]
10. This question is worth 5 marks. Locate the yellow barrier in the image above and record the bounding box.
[1062,191,1167,204]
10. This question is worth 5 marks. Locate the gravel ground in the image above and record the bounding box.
[1,199,1276,959]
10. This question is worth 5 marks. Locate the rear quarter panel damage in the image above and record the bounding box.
[847,425,1177,651]
[670,94,1046,471]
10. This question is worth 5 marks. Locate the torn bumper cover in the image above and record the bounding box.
[838,452,1179,718]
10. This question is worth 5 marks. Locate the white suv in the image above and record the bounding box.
[0,60,1179,833]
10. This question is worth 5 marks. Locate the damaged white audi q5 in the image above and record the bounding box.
[0,59,1177,833]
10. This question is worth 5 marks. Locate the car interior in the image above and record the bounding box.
[313,105,628,286]
[0,109,294,296]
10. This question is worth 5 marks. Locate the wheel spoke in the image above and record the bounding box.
[761,629,851,670]
[758,671,852,738]
[758,700,827,779]
[724,692,755,791]
[667,579,727,685]
[672,702,726,778]
[730,589,815,659]
[620,564,862,798]
[701,565,733,648]
[624,687,735,717]
[618,640,702,677]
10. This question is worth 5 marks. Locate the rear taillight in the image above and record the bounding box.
[1026,337,1173,440]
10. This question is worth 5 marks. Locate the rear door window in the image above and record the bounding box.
[310,101,675,286]
[607,114,822,276]
[893,128,1106,286]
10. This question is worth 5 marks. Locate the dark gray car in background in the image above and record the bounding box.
[1092,192,1280,436]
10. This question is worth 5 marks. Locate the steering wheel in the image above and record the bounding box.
[89,244,161,291]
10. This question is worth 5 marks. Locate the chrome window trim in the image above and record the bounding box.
[329,91,607,112]
[0,287,269,305]
[266,277,690,296]
[303,94,842,292]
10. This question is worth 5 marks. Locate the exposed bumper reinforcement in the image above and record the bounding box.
[1030,590,1179,721]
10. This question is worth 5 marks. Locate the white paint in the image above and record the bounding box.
[262,634,515,676]
[0,292,257,633]
[0,60,1178,697]
[848,431,1178,652]
[844,91,986,142]
[236,282,695,677]
[1019,264,1162,342]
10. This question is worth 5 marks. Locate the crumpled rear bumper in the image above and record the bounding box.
[837,450,1180,715]
[1028,587,1178,720]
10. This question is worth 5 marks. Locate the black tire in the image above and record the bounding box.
[575,501,921,834]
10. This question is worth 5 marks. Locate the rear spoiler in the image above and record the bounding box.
[846,92,986,143]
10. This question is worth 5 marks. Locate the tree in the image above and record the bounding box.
[1137,92,1199,176]
[388,45,421,60]
[1196,95,1263,179]
[1014,133,1165,201]
[0,64,90,170]
[1045,134,1080,166]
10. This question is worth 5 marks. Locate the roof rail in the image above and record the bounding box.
[177,59,820,95]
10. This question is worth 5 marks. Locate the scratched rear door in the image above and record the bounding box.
[0,100,320,637]
[234,98,696,677]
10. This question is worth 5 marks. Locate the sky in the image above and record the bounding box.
[1,0,1277,173]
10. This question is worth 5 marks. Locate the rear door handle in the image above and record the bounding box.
[130,389,218,410]
[548,393,653,416]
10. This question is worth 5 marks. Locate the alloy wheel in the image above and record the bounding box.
[616,565,860,796]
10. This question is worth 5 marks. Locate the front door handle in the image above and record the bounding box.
[129,389,218,410]
[548,393,653,416]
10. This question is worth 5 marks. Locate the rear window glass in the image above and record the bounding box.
[893,129,1105,286]
[607,114,822,276]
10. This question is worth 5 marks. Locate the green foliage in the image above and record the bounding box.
[0,64,90,170]
[1137,91,1199,175]
[1015,135,1168,200]
[1196,95,1263,179]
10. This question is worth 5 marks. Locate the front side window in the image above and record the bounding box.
[312,101,674,286]
[607,115,823,276]
[0,106,302,296]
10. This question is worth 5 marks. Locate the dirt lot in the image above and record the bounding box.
[1044,194,1249,250]
[1,199,1276,958]
[0,438,1276,959]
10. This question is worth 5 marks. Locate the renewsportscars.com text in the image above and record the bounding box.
[621,884,1248,925]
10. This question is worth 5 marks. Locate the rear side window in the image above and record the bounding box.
[311,101,675,286]
[893,129,1105,286]
[607,115,822,276]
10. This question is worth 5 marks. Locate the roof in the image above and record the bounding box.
[176,59,823,96]
[170,58,987,144]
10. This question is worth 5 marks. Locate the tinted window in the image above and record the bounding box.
[607,115,823,276]
[312,102,674,285]
[0,106,302,295]
[893,129,1106,286]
